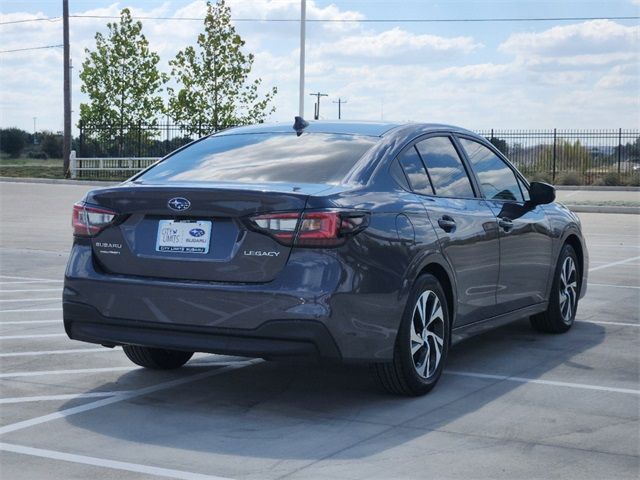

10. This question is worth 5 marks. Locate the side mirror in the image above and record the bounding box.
[529,181,555,205]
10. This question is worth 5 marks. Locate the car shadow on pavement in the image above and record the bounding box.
[62,318,606,461]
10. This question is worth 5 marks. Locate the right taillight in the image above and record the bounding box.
[247,210,369,247]
[72,202,116,237]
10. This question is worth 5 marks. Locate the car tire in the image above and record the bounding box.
[371,274,450,396]
[530,243,580,334]
[123,345,194,369]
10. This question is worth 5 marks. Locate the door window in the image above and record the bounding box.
[415,137,474,198]
[397,146,434,195]
[459,138,524,202]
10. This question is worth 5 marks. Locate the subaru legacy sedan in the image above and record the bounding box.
[64,120,587,396]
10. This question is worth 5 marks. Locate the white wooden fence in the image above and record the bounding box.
[70,151,160,179]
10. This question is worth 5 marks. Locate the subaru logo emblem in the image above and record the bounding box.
[168,197,191,212]
[189,228,205,237]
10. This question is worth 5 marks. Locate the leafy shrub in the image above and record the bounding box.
[625,172,640,187]
[556,171,582,185]
[0,128,26,156]
[27,151,48,159]
[600,172,622,186]
[40,131,63,158]
[527,172,553,184]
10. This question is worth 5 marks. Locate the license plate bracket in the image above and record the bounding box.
[155,220,212,254]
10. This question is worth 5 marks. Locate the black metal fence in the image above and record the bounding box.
[77,122,640,185]
[478,129,639,185]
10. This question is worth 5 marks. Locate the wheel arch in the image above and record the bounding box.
[417,262,456,330]
[563,233,585,294]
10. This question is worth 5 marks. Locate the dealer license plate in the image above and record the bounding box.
[155,220,212,254]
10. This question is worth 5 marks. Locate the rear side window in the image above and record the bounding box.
[397,146,434,195]
[459,138,524,202]
[138,133,378,184]
[415,137,474,198]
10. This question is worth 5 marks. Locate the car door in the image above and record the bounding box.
[456,136,553,314]
[397,135,500,326]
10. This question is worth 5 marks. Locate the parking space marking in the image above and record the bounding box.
[590,256,640,272]
[0,275,61,282]
[589,283,640,289]
[0,307,62,313]
[0,319,60,325]
[0,297,60,303]
[0,443,232,480]
[0,280,62,285]
[0,367,135,379]
[0,392,130,405]
[0,333,66,340]
[579,320,639,327]
[446,371,640,395]
[0,288,62,293]
[0,360,259,435]
[0,361,248,379]
[0,348,117,358]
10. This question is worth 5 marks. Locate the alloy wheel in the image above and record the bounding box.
[559,256,578,323]
[410,290,445,378]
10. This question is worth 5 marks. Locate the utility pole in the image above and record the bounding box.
[63,0,71,177]
[309,92,328,120]
[298,0,306,118]
[333,98,347,120]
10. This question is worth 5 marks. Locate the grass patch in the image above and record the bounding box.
[0,157,63,167]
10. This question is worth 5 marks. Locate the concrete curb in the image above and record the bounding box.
[0,177,119,187]
[567,205,640,215]
[556,186,640,192]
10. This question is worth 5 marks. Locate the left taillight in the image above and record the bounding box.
[72,202,116,237]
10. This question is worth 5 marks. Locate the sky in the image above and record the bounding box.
[0,0,639,133]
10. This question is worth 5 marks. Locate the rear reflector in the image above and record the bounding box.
[248,211,368,247]
[72,202,116,236]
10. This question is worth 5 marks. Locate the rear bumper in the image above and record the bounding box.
[64,301,341,360]
[63,244,404,362]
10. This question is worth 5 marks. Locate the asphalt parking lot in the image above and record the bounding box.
[0,181,638,480]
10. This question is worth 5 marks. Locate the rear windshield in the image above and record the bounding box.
[138,132,379,184]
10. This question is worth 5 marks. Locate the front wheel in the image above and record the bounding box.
[371,274,450,396]
[123,345,193,369]
[530,243,580,334]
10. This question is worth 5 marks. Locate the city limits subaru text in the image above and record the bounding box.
[63,120,588,395]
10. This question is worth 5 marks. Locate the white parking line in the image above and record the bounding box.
[0,360,259,435]
[0,319,60,325]
[0,442,231,480]
[579,320,639,327]
[588,283,640,290]
[0,275,60,282]
[0,367,134,379]
[0,297,60,303]
[0,348,117,358]
[589,256,640,272]
[0,391,130,405]
[446,371,640,395]
[0,307,62,313]
[0,361,249,379]
[0,288,62,293]
[0,280,62,285]
[0,333,66,340]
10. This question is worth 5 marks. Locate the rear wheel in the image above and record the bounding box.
[371,274,450,396]
[530,243,580,334]
[123,345,193,369]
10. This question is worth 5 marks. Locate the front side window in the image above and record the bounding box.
[459,138,524,202]
[397,146,434,195]
[415,137,474,198]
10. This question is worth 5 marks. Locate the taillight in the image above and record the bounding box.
[72,202,116,236]
[248,211,369,247]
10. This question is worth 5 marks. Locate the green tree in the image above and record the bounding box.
[40,131,63,158]
[168,0,277,133]
[79,8,166,149]
[0,128,27,156]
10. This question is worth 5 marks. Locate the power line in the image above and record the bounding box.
[1,15,639,26]
[0,44,63,54]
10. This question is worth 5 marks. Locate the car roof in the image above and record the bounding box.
[214,121,478,138]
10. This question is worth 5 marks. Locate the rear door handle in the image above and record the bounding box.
[498,217,514,231]
[437,216,456,233]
